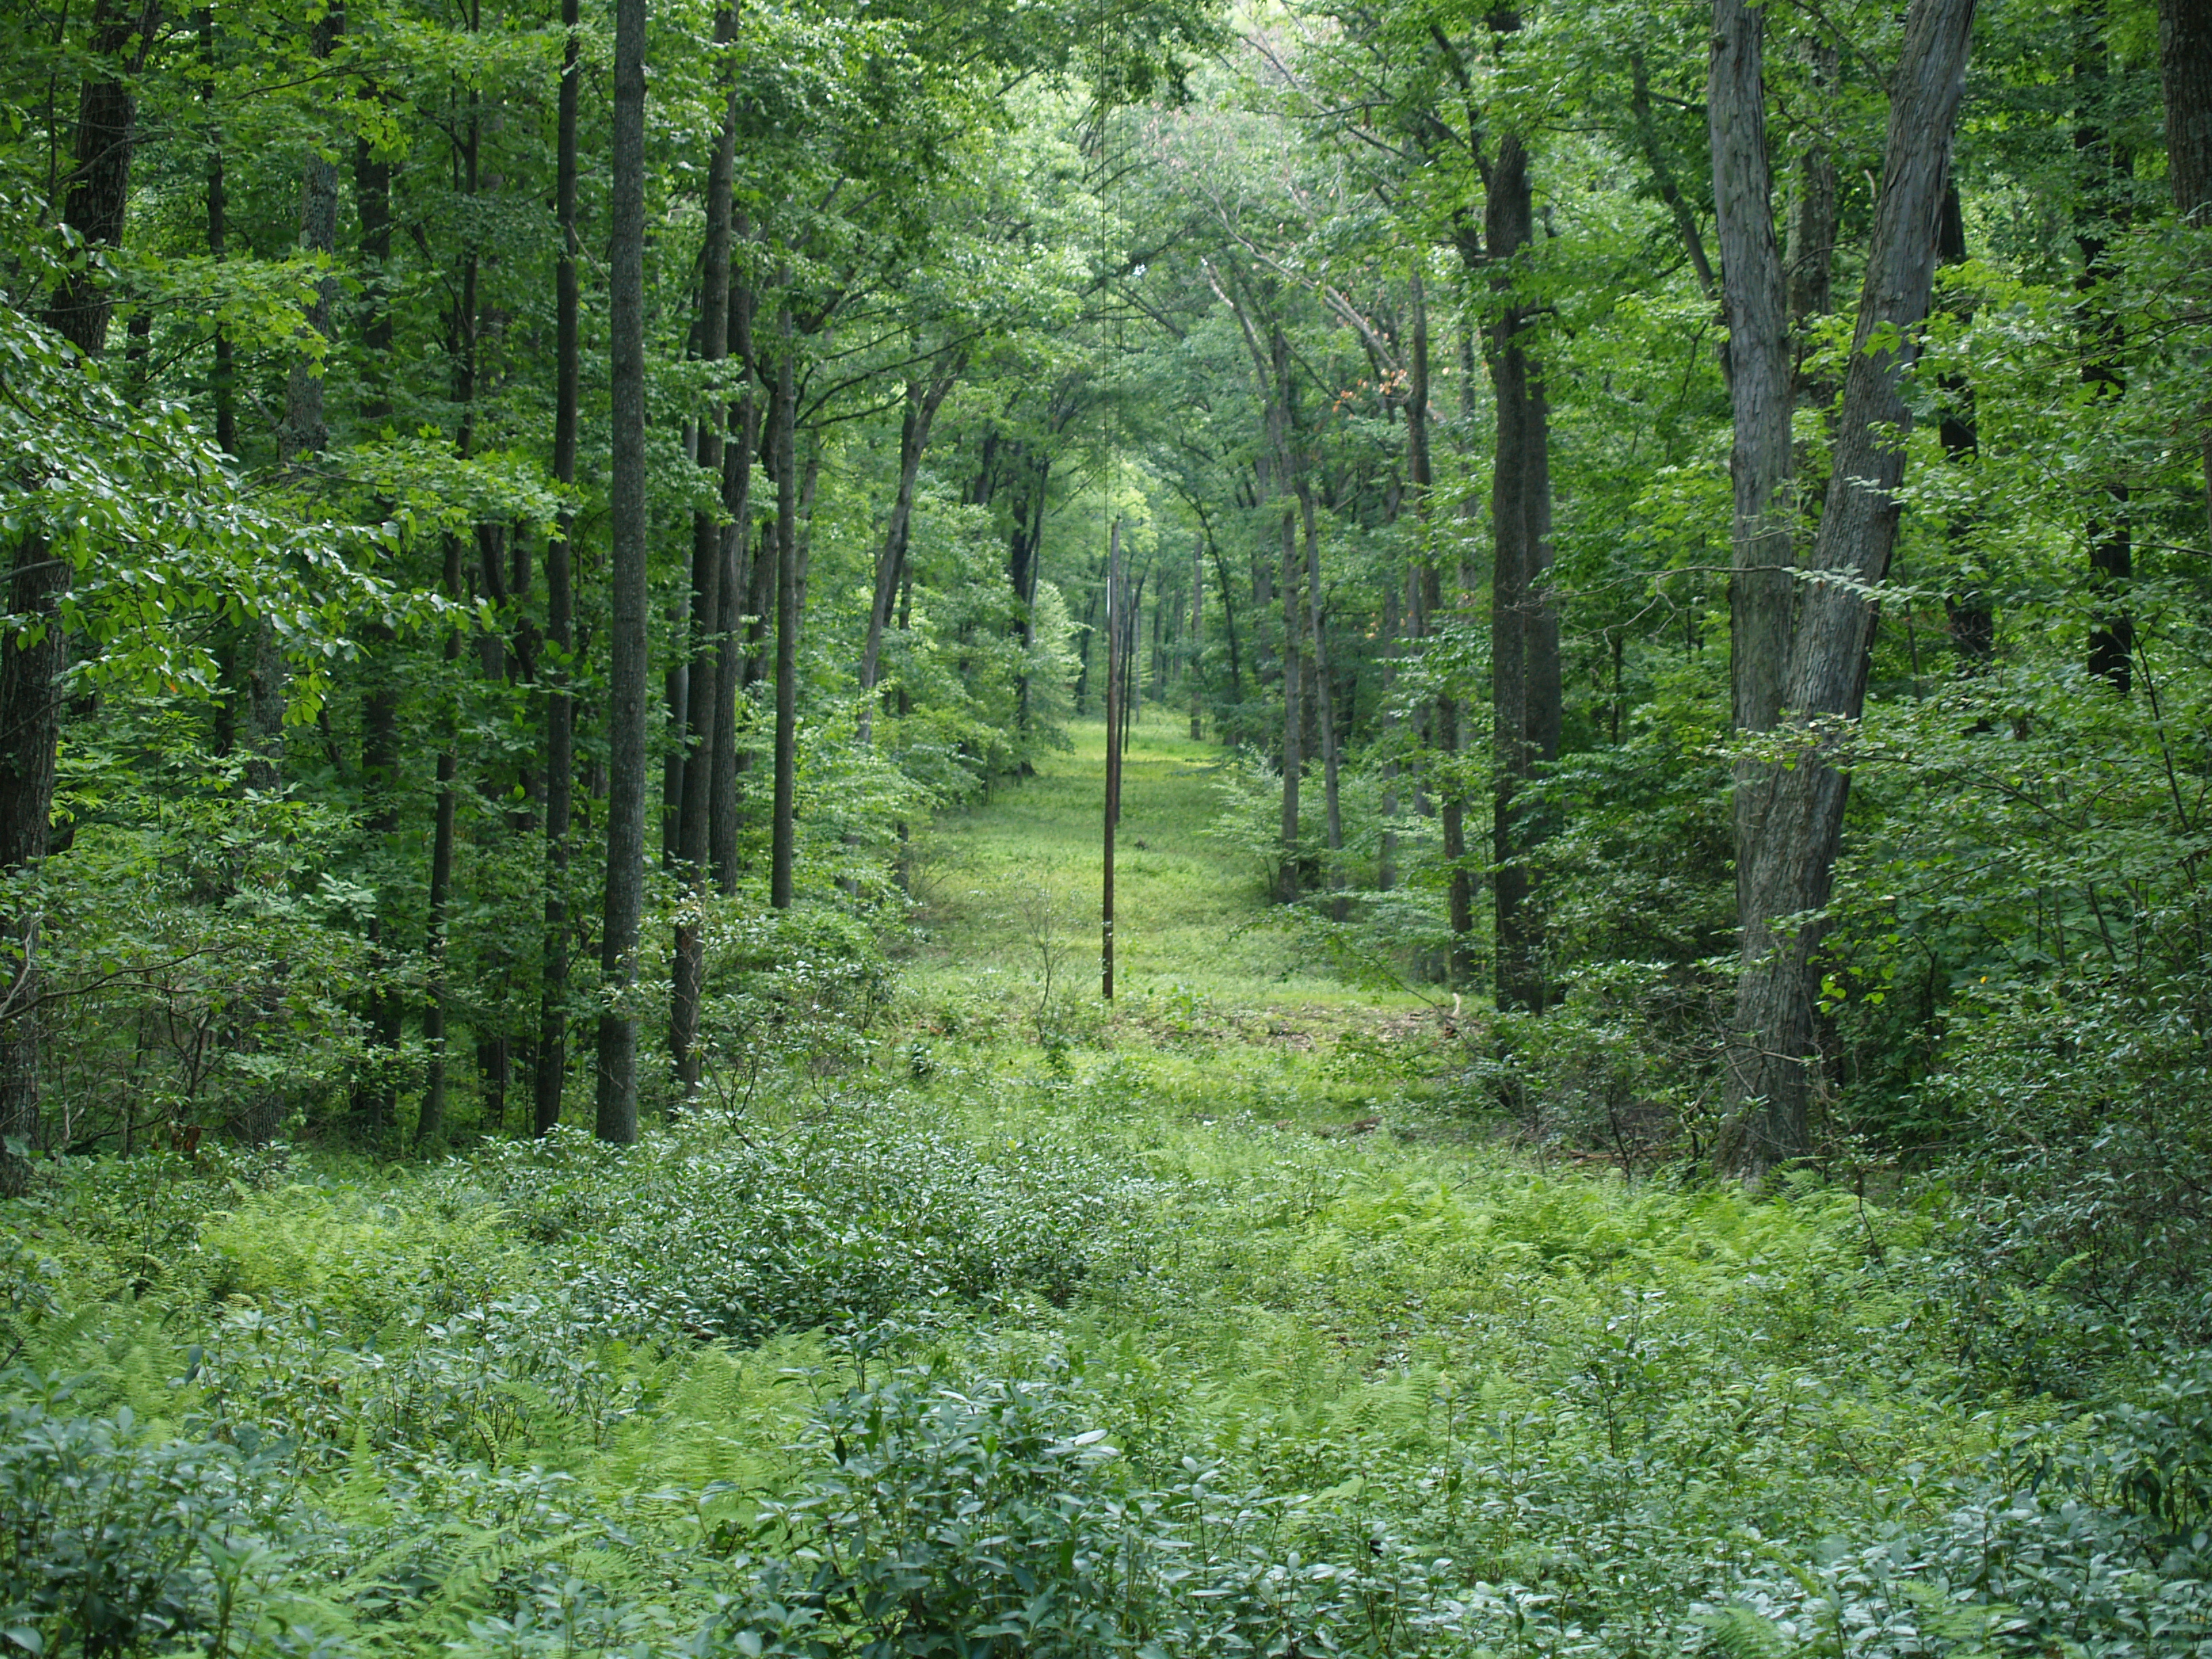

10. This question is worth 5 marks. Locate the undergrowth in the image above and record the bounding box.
[7,731,2210,1659]
[5,1069,2210,1659]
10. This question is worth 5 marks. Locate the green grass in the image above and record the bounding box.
[908,712,1419,1008]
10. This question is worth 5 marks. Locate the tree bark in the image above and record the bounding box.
[672,17,737,1095]
[535,0,581,1136]
[1189,537,1204,739]
[1783,40,1839,355]
[199,8,237,456]
[1485,133,1558,1012]
[769,307,800,910]
[2076,1,2133,693]
[1728,0,1978,1170]
[1711,0,1799,951]
[709,313,754,895]
[596,0,649,1144]
[1298,478,1343,909]
[417,535,464,1147]
[1936,183,1991,672]
[2158,0,2212,528]
[1277,495,1303,905]
[859,363,962,745]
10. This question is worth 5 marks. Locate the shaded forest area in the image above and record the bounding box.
[12,0,2212,1651]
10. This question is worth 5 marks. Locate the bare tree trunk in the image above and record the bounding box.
[1277,499,1303,905]
[1783,41,1839,361]
[199,8,237,457]
[534,0,581,1136]
[595,0,649,1145]
[672,16,737,1097]
[1711,0,1799,930]
[2160,0,2212,528]
[769,309,799,911]
[710,347,754,894]
[418,535,464,1146]
[1728,0,1978,1170]
[1102,519,1120,1000]
[1298,480,1344,911]
[1485,134,1557,1012]
[859,364,961,744]
[1189,537,1204,739]
[2077,1,2133,693]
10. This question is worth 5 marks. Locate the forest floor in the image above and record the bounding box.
[1,715,2106,1658]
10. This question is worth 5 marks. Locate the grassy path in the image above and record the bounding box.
[909,711,1420,1010]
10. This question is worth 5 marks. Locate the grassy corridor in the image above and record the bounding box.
[0,714,2156,1659]
[909,712,1365,1000]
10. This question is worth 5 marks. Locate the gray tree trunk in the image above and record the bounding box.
[672,18,737,1095]
[1710,0,1798,948]
[535,0,581,1135]
[3,0,152,1188]
[595,0,649,1144]
[1727,0,1978,1169]
[769,310,800,911]
[280,1,340,467]
[1485,133,1558,1012]
[858,363,962,745]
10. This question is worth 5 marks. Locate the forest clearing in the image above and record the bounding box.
[5,0,2212,1650]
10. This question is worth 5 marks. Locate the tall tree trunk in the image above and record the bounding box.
[2160,0,2212,528]
[1710,0,1798,945]
[534,0,581,1136]
[1298,480,1343,909]
[0,0,156,1193]
[1783,41,1839,364]
[1728,0,1978,1170]
[418,51,487,1149]
[352,70,400,1129]
[1485,134,1557,1012]
[2077,1,2133,693]
[672,16,737,1096]
[709,310,754,895]
[769,308,800,910]
[418,534,464,1147]
[1189,537,1204,739]
[596,0,649,1144]
[1277,497,1303,904]
[859,363,961,744]
[199,8,237,457]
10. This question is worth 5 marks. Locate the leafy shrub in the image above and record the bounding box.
[0,1383,300,1659]
[475,1116,1155,1344]
[715,1355,1166,1659]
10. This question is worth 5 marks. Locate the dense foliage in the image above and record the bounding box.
[4,0,2212,1652]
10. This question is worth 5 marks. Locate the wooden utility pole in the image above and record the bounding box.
[1102,518,1121,1000]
